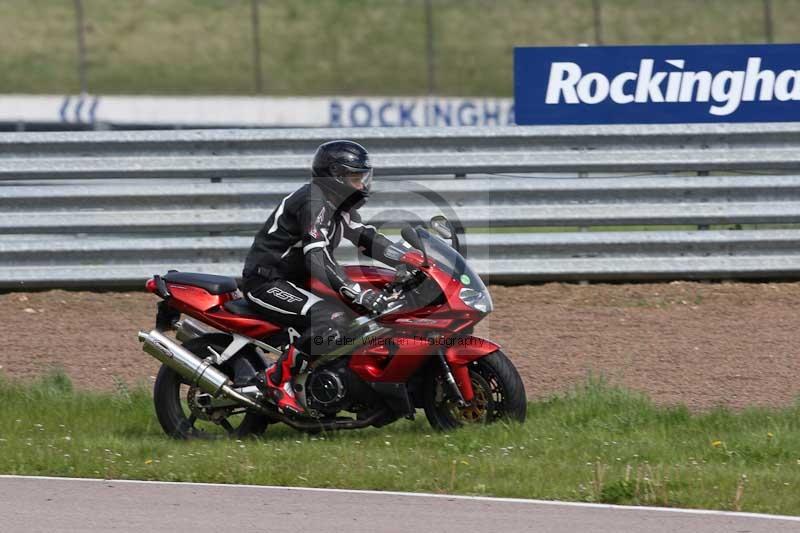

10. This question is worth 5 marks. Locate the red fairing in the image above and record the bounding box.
[382,316,455,330]
[400,250,426,268]
[165,282,281,339]
[344,265,395,287]
[201,307,281,339]
[168,284,226,312]
[444,336,501,364]
[349,335,434,382]
[145,278,157,293]
[349,335,499,397]
[307,265,395,305]
[400,250,482,317]
[445,336,501,403]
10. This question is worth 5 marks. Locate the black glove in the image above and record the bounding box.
[350,288,386,315]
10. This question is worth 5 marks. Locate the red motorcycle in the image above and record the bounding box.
[139,217,526,438]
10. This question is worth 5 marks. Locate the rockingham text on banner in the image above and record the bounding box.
[514,44,800,125]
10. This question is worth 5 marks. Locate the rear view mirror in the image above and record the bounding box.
[401,225,429,267]
[429,215,453,239]
[401,225,423,250]
[429,215,462,255]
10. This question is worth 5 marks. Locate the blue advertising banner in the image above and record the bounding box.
[514,44,800,125]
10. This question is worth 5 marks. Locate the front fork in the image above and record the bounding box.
[437,350,474,406]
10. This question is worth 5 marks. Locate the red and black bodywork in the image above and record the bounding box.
[146,226,500,423]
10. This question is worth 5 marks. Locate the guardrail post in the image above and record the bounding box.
[592,0,603,45]
[73,0,88,95]
[250,0,265,93]
[424,0,436,95]
[578,168,590,285]
[763,0,774,43]
[697,170,710,230]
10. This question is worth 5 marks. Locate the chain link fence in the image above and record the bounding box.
[0,0,793,96]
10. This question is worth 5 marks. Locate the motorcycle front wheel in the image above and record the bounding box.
[153,334,270,439]
[423,350,527,431]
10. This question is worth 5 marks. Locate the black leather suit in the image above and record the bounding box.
[241,182,398,357]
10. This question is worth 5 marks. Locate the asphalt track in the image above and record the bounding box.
[1,476,799,533]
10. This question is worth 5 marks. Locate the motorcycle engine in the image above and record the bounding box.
[304,360,375,415]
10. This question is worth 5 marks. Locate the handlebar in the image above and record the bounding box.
[351,265,426,329]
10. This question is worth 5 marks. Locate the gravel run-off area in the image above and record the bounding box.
[2,281,799,411]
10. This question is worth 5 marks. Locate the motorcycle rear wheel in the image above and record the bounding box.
[423,350,527,431]
[153,335,270,439]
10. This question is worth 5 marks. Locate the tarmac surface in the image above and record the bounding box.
[1,476,799,533]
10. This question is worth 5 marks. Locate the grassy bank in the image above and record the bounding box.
[3,0,800,96]
[0,372,798,515]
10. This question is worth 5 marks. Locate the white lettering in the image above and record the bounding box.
[774,69,800,101]
[665,72,682,102]
[542,56,799,115]
[635,59,667,103]
[609,72,636,103]
[679,71,712,102]
[545,62,582,104]
[742,57,775,101]
[576,72,610,104]
[665,59,685,102]
[709,70,745,116]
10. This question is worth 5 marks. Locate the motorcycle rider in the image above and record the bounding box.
[241,140,401,415]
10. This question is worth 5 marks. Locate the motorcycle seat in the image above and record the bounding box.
[163,272,239,295]
[223,298,263,317]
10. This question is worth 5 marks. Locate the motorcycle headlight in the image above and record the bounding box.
[459,287,493,313]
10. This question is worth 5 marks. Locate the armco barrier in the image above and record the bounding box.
[4,123,800,179]
[4,176,800,234]
[3,124,800,287]
[3,230,800,287]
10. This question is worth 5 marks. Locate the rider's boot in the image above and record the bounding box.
[259,345,308,415]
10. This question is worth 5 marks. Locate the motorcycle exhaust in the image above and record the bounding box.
[138,329,267,414]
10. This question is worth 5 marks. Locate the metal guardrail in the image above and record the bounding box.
[3,124,800,287]
[4,176,800,234]
[3,230,800,287]
[4,123,800,179]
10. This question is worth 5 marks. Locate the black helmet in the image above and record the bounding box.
[311,140,373,209]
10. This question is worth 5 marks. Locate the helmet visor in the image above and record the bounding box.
[342,166,373,192]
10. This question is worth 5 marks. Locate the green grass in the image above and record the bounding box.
[1,371,799,515]
[3,0,800,95]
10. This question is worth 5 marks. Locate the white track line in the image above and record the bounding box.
[1,474,798,522]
